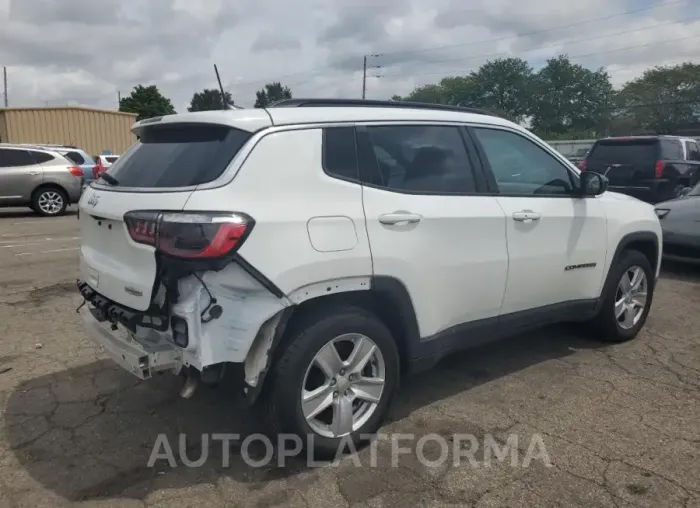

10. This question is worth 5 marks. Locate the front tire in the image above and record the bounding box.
[262,306,399,458]
[32,187,68,217]
[590,249,654,342]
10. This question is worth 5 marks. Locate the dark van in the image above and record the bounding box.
[579,136,700,203]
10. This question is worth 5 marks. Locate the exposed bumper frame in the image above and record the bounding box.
[80,305,182,380]
[77,279,168,333]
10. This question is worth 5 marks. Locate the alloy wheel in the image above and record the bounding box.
[301,333,386,439]
[37,191,64,215]
[615,265,648,330]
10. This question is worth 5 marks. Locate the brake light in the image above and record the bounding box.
[124,211,253,259]
[578,159,587,171]
[68,166,83,177]
[93,159,105,179]
[655,160,665,178]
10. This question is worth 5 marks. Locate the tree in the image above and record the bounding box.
[467,58,533,123]
[188,88,234,112]
[529,55,614,138]
[393,77,475,105]
[615,63,700,135]
[119,85,176,120]
[439,76,477,106]
[254,82,292,108]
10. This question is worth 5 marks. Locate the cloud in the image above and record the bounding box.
[251,32,302,52]
[0,0,698,109]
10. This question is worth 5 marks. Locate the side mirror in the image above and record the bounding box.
[579,171,608,197]
[679,187,692,197]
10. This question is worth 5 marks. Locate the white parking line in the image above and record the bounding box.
[14,247,80,256]
[10,219,73,225]
[0,237,80,248]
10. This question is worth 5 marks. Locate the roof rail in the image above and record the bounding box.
[267,98,495,116]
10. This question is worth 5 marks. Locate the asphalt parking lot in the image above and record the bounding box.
[0,207,698,508]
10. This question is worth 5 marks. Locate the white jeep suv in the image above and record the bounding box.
[77,99,662,456]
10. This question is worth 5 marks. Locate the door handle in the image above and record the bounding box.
[512,210,541,222]
[378,212,423,226]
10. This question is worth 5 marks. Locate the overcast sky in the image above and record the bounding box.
[1,0,699,111]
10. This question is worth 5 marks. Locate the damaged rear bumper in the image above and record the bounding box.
[80,305,182,380]
[77,264,292,393]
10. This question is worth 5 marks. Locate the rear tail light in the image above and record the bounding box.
[655,160,665,178]
[578,159,587,171]
[93,159,105,179]
[68,166,83,177]
[124,211,253,259]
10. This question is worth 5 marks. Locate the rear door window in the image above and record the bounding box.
[29,151,55,164]
[106,124,252,188]
[660,139,683,160]
[355,124,477,193]
[687,141,700,161]
[323,127,359,181]
[686,141,700,161]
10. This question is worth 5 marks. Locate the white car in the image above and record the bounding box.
[95,154,120,168]
[77,99,662,456]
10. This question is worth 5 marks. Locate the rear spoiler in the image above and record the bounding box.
[131,109,271,137]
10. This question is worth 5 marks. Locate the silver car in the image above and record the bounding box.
[655,184,700,265]
[0,144,85,216]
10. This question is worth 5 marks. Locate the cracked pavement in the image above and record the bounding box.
[0,207,699,507]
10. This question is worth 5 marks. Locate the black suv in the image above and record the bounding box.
[580,136,700,203]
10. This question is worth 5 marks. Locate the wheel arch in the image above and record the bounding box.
[244,275,421,404]
[31,182,69,202]
[598,231,660,309]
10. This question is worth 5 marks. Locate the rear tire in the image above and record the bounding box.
[589,249,654,343]
[261,306,399,459]
[32,187,68,217]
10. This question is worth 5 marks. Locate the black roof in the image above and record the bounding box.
[599,135,689,141]
[267,98,495,117]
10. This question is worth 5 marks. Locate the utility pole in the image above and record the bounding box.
[2,67,7,107]
[213,64,229,110]
[117,90,121,106]
[362,55,382,99]
[362,56,367,99]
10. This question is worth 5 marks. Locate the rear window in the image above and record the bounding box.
[588,139,658,163]
[105,156,119,163]
[106,124,252,188]
[62,151,85,165]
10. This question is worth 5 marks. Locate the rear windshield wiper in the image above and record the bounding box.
[98,173,119,186]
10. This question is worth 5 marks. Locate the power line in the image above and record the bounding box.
[379,34,700,79]
[291,22,699,96]
[378,15,700,76]
[225,0,688,91]
[375,0,688,58]
[299,59,700,95]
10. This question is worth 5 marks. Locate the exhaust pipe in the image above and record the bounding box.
[180,368,200,399]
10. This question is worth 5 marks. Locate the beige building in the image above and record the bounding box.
[0,106,137,156]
